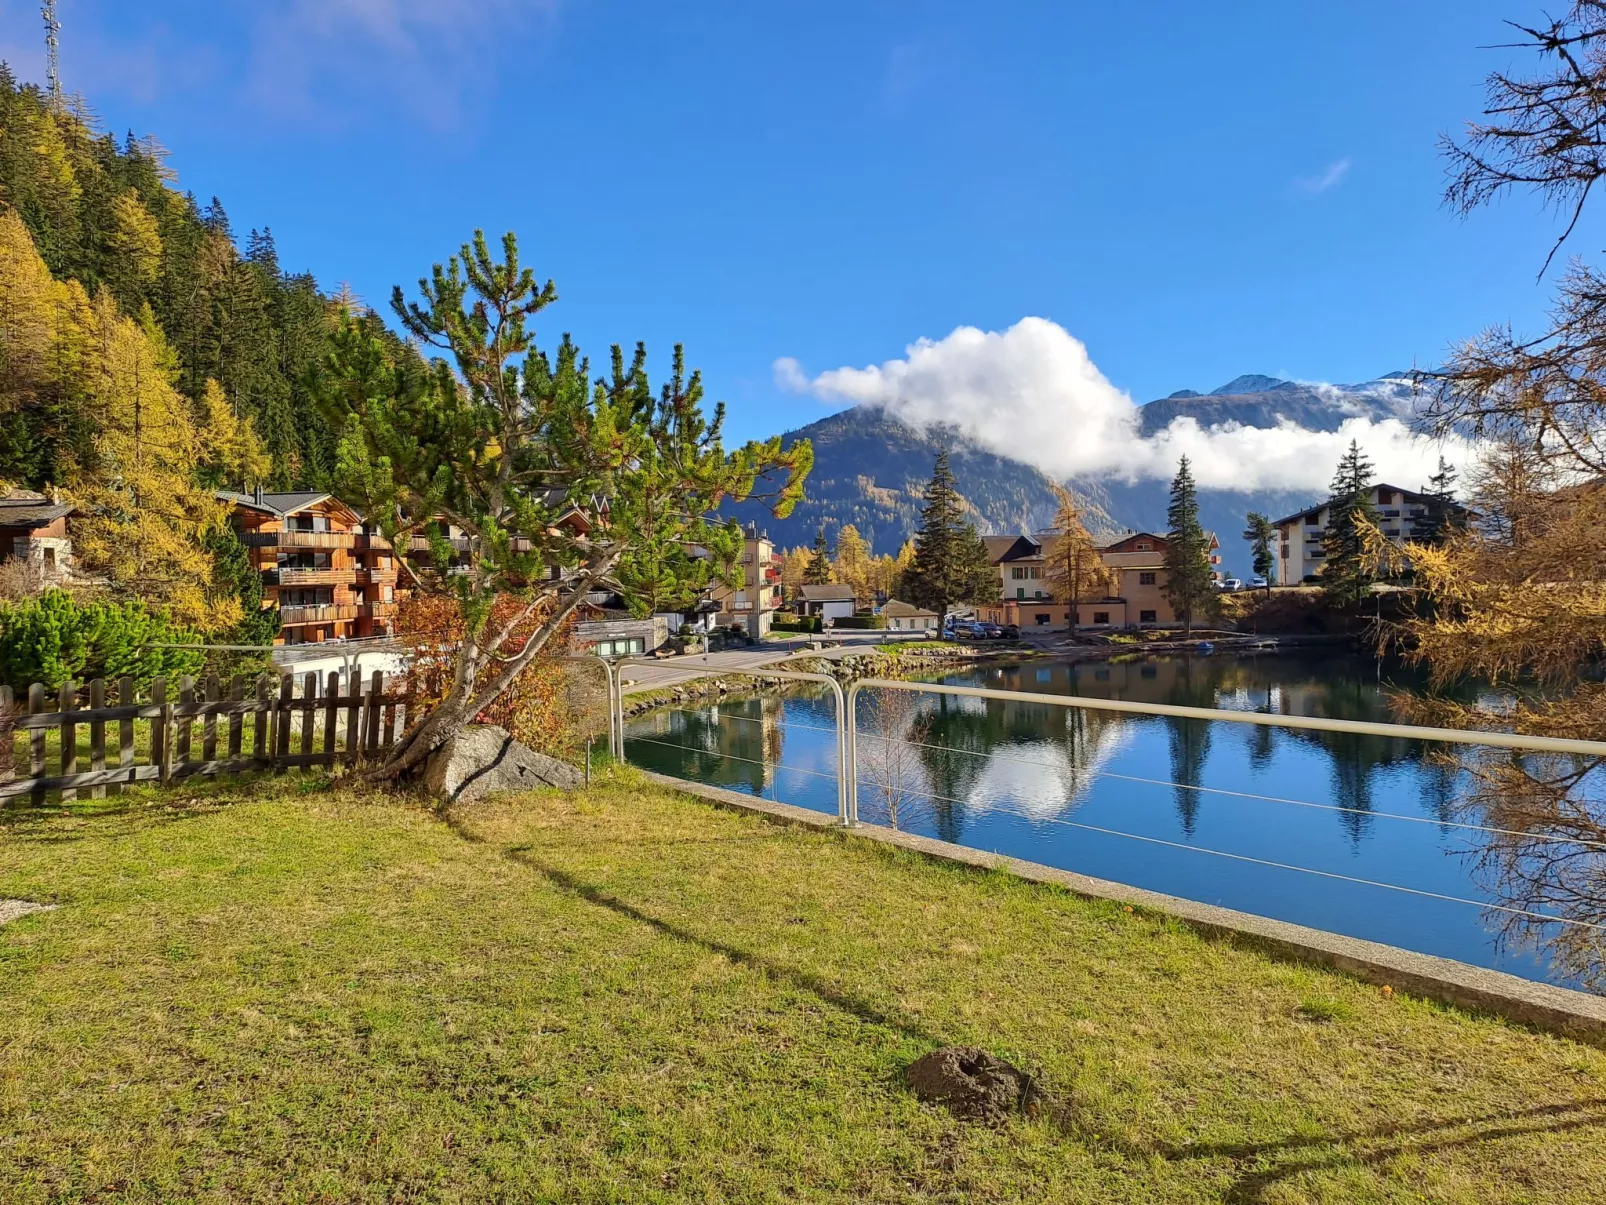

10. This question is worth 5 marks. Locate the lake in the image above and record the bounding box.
[622,648,1597,989]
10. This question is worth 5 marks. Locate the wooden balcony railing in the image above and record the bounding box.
[280,604,360,626]
[355,566,398,586]
[242,531,356,550]
[269,568,353,587]
[363,601,398,619]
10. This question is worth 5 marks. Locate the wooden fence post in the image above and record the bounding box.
[363,671,383,761]
[344,670,362,765]
[275,674,293,769]
[322,671,339,764]
[202,674,219,763]
[252,674,269,766]
[176,675,195,770]
[87,678,106,800]
[58,680,76,803]
[116,676,134,795]
[300,673,317,762]
[153,677,172,784]
[227,676,243,762]
[27,683,44,806]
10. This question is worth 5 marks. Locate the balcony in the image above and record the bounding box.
[355,566,398,585]
[354,532,392,551]
[363,601,398,619]
[280,604,359,626]
[407,534,472,553]
[242,530,356,550]
[268,567,353,587]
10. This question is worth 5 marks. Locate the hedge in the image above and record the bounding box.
[0,590,207,692]
[830,615,886,630]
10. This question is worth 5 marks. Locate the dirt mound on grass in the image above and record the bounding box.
[906,1046,1041,1123]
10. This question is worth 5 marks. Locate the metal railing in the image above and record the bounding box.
[605,665,1606,948]
[614,661,848,823]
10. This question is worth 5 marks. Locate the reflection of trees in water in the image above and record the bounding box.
[909,685,1129,843]
[1436,747,1606,991]
[625,695,781,797]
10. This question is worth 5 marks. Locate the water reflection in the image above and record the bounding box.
[622,649,1593,986]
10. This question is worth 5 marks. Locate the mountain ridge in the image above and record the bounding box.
[723,372,1419,574]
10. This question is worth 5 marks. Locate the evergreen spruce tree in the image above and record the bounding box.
[1322,440,1378,607]
[1162,457,1215,636]
[1243,511,1277,597]
[904,450,996,618]
[805,527,833,584]
[1412,456,1462,547]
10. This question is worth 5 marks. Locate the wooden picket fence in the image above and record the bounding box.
[0,671,410,804]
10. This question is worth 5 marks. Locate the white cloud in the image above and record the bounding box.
[1295,157,1352,194]
[781,317,1473,494]
[771,356,810,393]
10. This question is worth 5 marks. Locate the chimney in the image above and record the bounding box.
[254,483,265,506]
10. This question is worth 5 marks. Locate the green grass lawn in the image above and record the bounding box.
[3,774,1605,1203]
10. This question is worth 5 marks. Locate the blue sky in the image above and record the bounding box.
[0,1,1586,452]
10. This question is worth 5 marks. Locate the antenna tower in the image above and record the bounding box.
[42,1,61,108]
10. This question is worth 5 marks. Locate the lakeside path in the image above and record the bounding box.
[617,636,893,694]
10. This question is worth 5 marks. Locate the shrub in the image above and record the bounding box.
[0,589,206,692]
[831,614,886,630]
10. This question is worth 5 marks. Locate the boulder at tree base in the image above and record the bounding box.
[423,724,582,803]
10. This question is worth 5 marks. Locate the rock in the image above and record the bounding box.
[423,724,582,804]
[905,1046,1040,1123]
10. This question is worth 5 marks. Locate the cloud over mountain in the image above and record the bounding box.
[776,317,1470,494]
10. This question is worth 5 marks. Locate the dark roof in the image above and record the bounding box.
[0,499,73,527]
[1101,531,1168,553]
[985,534,1043,564]
[219,490,338,518]
[881,599,937,617]
[798,584,857,602]
[1269,484,1461,528]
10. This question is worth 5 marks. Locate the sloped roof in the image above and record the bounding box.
[219,490,341,518]
[0,498,74,527]
[985,534,1044,564]
[1269,484,1452,528]
[881,599,937,618]
[798,583,857,602]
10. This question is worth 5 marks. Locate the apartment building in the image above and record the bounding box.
[222,489,401,644]
[979,529,1225,630]
[709,524,782,637]
[1271,485,1462,585]
[983,534,1052,602]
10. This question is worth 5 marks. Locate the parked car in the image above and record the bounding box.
[1219,578,1243,591]
[979,622,1004,639]
[1248,575,1268,589]
[1002,623,1020,639]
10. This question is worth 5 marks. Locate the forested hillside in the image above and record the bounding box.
[0,69,343,491]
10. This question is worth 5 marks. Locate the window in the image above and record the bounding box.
[1093,611,1110,625]
[1140,665,1157,679]
[1035,613,1051,625]
[42,547,55,571]
[1306,515,1321,526]
[1028,566,1041,579]
[1138,571,1156,586]
[1135,541,1149,551]
[1280,545,1288,558]
[1140,609,1156,623]
[1011,567,1026,580]
[1016,587,1025,599]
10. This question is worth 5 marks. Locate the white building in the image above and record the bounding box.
[1271,484,1459,586]
[795,583,857,624]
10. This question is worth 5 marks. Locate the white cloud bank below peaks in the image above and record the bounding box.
[773,317,1472,494]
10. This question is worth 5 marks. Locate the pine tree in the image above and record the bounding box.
[1322,439,1378,608]
[1162,456,1215,635]
[1244,511,1276,596]
[805,527,833,584]
[1412,456,1462,547]
[904,450,996,618]
[1045,485,1111,634]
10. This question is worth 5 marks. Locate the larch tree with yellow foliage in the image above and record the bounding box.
[1043,484,1112,634]
[831,523,872,603]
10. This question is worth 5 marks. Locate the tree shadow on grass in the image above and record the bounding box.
[508,850,947,1049]
[1120,1098,1606,1203]
[0,797,229,845]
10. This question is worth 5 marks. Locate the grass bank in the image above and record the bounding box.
[3,775,1604,1202]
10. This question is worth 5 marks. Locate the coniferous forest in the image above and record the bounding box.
[0,69,356,495]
